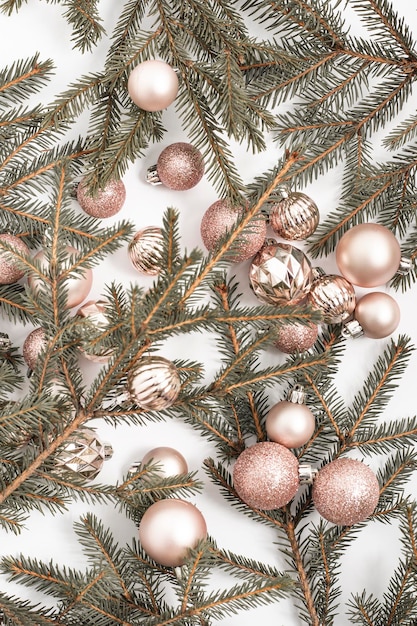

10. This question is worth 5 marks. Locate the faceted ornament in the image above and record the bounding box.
[128,227,164,275]
[249,240,313,305]
[55,428,113,481]
[270,191,319,240]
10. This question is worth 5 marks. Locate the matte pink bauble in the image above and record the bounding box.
[312,458,380,525]
[77,178,126,218]
[233,441,299,510]
[141,446,188,478]
[139,499,207,567]
[0,233,30,284]
[266,400,316,448]
[354,292,400,339]
[336,223,401,288]
[127,60,179,112]
[28,246,93,309]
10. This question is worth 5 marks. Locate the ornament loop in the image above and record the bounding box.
[397,255,412,275]
[298,463,318,484]
[287,384,306,404]
[146,164,162,186]
[0,333,11,350]
[341,319,364,339]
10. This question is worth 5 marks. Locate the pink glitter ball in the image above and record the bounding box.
[274,321,319,354]
[0,233,30,284]
[233,441,299,510]
[77,178,126,218]
[312,457,380,525]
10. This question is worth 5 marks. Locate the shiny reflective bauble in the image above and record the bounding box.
[28,246,93,309]
[201,200,266,263]
[127,60,179,112]
[266,400,316,448]
[127,356,181,410]
[75,299,113,363]
[76,178,126,218]
[274,321,319,353]
[308,273,356,324]
[55,428,113,482]
[0,233,30,284]
[233,441,299,510]
[270,192,319,240]
[156,143,204,190]
[128,227,164,275]
[138,499,207,567]
[23,327,47,371]
[312,458,380,525]
[336,223,401,288]
[354,292,400,339]
[141,446,188,478]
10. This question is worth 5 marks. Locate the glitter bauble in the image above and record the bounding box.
[127,356,181,410]
[128,227,164,275]
[23,327,47,371]
[307,271,356,324]
[336,223,401,288]
[75,299,113,363]
[354,292,400,339]
[201,200,266,263]
[249,240,313,305]
[266,400,316,449]
[77,178,126,218]
[274,321,319,353]
[270,192,319,240]
[136,446,188,478]
[150,143,204,190]
[233,441,299,510]
[139,498,207,567]
[0,233,30,284]
[55,428,113,482]
[28,246,93,309]
[312,458,380,525]
[127,60,179,112]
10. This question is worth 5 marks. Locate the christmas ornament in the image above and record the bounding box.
[270,190,319,240]
[307,267,356,324]
[55,428,113,482]
[138,498,207,567]
[200,199,266,263]
[233,441,299,510]
[147,143,204,190]
[249,239,313,305]
[127,60,179,112]
[265,386,316,448]
[342,291,400,339]
[336,223,402,288]
[127,356,181,410]
[312,457,380,525]
[274,321,319,353]
[23,327,47,371]
[76,177,126,218]
[130,446,188,478]
[75,299,113,363]
[0,233,30,284]
[28,246,93,309]
[128,227,164,275]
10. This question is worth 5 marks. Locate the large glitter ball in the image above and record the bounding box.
[56,428,111,481]
[233,441,299,510]
[127,356,181,410]
[308,273,356,324]
[23,327,47,371]
[312,458,380,525]
[274,321,319,353]
[270,192,319,240]
[76,300,113,363]
[249,240,313,305]
[156,143,204,190]
[77,178,126,218]
[128,227,164,275]
[201,200,267,263]
[0,233,30,284]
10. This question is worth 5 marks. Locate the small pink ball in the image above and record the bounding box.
[141,446,188,478]
[77,178,126,219]
[266,400,316,448]
[354,292,400,339]
[274,322,319,354]
[156,143,204,190]
[0,233,30,284]
[128,60,179,112]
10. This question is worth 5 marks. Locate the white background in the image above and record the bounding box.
[2,2,417,625]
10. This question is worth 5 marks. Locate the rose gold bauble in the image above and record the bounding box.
[312,458,380,525]
[127,356,181,410]
[138,498,207,567]
[233,441,299,510]
[76,299,113,363]
[0,233,30,284]
[128,227,164,275]
[156,143,204,190]
[354,292,400,339]
[266,400,316,448]
[200,200,266,263]
[141,446,188,478]
[308,272,356,324]
[270,192,319,240]
[274,322,319,353]
[76,178,126,218]
[23,327,47,371]
[28,246,93,309]
[127,60,179,112]
[56,428,113,482]
[336,223,401,288]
